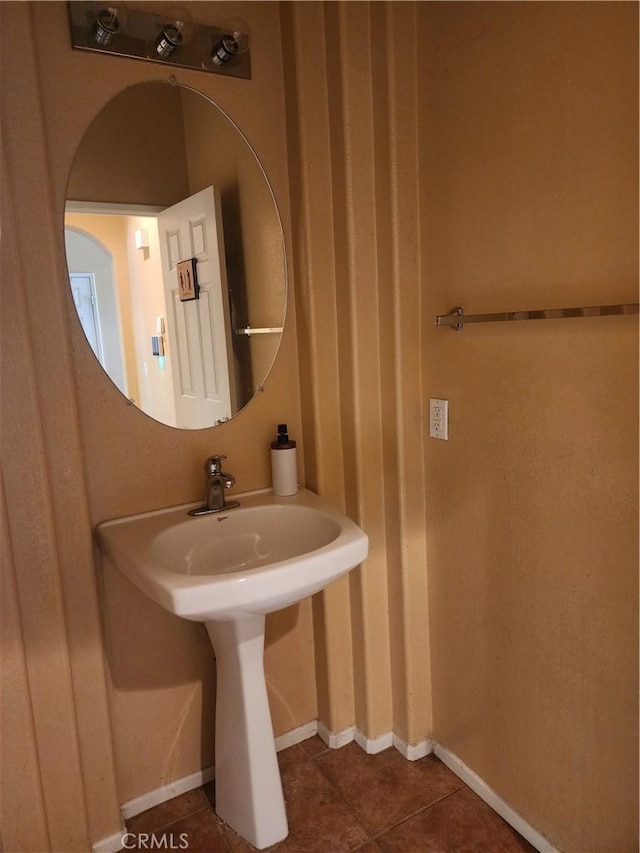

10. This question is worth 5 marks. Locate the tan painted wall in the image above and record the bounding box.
[1,1,314,847]
[283,1,431,745]
[2,1,637,852]
[419,3,638,851]
[284,1,638,851]
[66,83,191,206]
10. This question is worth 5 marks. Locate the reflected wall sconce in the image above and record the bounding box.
[68,2,251,79]
[134,229,149,250]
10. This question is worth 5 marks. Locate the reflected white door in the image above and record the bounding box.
[70,272,104,365]
[158,187,234,428]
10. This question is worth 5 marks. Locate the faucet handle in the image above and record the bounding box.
[205,455,226,475]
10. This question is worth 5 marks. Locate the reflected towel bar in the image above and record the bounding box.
[434,303,639,332]
[235,326,284,336]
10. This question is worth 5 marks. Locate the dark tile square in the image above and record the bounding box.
[282,755,335,801]
[315,744,463,834]
[377,787,537,853]
[277,743,311,772]
[125,788,212,835]
[277,791,370,853]
[218,823,273,853]
[124,807,230,852]
[299,734,330,758]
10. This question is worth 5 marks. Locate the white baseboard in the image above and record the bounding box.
[275,719,319,751]
[120,765,216,820]
[92,829,127,853]
[432,742,560,853]
[393,734,433,760]
[318,720,356,749]
[318,721,431,761]
[355,728,395,754]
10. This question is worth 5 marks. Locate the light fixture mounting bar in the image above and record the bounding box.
[67,2,251,79]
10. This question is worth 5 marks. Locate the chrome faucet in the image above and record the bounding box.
[188,455,240,516]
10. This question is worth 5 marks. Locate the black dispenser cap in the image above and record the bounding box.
[271,423,296,449]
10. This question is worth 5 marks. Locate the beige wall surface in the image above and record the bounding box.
[284,1,638,851]
[66,83,191,207]
[1,1,313,847]
[2,1,638,852]
[283,0,432,745]
[419,3,638,852]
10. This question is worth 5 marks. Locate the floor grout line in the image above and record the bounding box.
[125,803,210,837]
[307,751,373,841]
[365,786,467,847]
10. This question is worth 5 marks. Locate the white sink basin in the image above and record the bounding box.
[96,486,368,850]
[96,487,368,621]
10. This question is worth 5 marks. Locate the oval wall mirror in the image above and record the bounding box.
[64,80,286,429]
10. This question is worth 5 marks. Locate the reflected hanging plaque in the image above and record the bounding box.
[177,258,199,301]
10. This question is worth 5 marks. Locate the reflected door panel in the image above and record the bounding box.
[158,186,235,429]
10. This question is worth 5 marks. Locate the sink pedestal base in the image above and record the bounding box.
[206,615,288,850]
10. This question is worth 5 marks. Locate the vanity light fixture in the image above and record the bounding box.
[68,2,251,79]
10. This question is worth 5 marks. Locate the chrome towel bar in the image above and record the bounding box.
[434,303,639,332]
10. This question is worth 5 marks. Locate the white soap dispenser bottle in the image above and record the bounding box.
[270,423,298,496]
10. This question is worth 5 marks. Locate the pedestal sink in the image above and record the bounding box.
[96,488,368,849]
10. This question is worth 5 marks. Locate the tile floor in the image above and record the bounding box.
[121,737,537,852]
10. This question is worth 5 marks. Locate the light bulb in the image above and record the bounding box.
[211,17,251,66]
[155,20,185,58]
[92,6,121,46]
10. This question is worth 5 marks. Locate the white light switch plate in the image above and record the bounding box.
[429,398,448,440]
